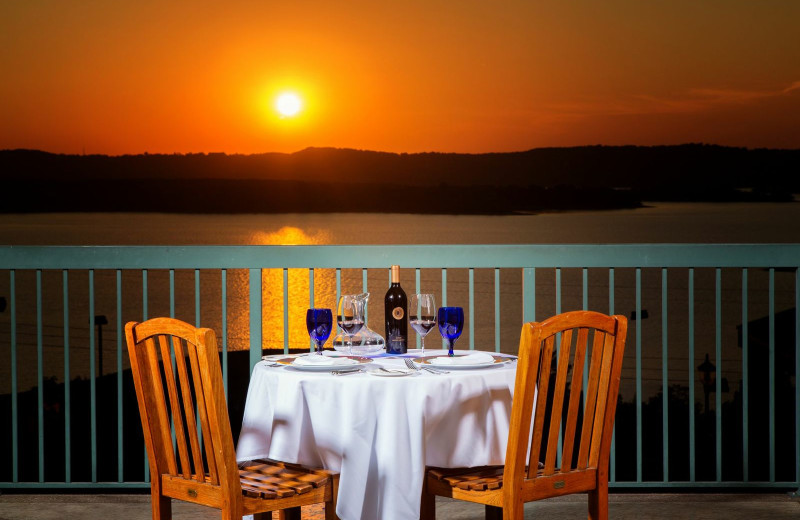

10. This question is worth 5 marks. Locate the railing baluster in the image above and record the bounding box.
[194,269,203,462]
[168,269,177,455]
[582,268,589,412]
[494,268,500,352]
[555,267,561,469]
[249,268,263,370]
[609,267,615,484]
[63,270,71,483]
[36,270,44,483]
[688,267,696,482]
[222,269,228,395]
[635,267,642,483]
[142,269,148,321]
[309,268,315,352]
[582,268,588,310]
[555,268,561,315]
[142,269,149,483]
[116,269,123,483]
[10,270,17,484]
[441,268,447,306]
[715,268,722,481]
[169,269,175,318]
[522,268,535,324]
[662,268,669,483]
[442,268,447,348]
[769,268,775,482]
[416,268,421,349]
[195,269,201,326]
[282,268,288,353]
[468,268,474,350]
[336,268,341,304]
[88,269,96,483]
[795,267,800,495]
[363,268,368,330]
[742,268,748,482]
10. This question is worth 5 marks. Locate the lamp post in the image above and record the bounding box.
[697,353,715,413]
[95,315,108,378]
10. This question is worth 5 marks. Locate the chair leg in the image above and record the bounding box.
[324,474,340,520]
[420,481,436,520]
[485,505,503,520]
[151,492,171,520]
[588,483,609,520]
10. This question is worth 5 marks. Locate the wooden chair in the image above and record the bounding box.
[125,317,338,520]
[421,310,628,520]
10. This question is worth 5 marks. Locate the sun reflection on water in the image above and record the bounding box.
[246,226,341,352]
[250,226,331,246]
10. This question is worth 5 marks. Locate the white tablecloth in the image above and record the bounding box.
[236,349,517,520]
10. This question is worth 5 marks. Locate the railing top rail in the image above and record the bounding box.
[0,244,799,269]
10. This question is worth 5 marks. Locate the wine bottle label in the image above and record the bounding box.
[392,307,404,320]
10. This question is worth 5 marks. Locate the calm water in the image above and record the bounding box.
[1,202,799,399]
[2,202,800,245]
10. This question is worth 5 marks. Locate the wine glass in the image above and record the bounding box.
[306,308,333,355]
[409,294,436,355]
[437,306,464,357]
[337,295,365,355]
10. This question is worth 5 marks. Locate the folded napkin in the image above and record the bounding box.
[428,352,496,366]
[292,355,358,366]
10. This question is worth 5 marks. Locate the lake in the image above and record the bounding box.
[1,202,798,400]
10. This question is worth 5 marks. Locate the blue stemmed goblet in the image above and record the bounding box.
[306,308,333,355]
[437,306,464,357]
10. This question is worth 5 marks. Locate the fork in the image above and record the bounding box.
[404,357,449,374]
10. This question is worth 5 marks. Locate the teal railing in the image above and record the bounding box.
[0,244,798,492]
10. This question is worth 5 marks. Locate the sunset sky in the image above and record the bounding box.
[1,0,798,155]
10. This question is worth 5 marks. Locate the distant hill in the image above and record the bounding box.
[2,145,797,213]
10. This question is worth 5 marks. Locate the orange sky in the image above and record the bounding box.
[1,0,798,155]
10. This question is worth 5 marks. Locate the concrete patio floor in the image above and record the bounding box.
[0,493,798,520]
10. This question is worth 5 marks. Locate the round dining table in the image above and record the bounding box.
[236,349,517,520]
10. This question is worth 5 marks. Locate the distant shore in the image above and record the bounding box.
[3,144,797,213]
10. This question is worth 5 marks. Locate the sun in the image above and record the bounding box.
[275,92,303,117]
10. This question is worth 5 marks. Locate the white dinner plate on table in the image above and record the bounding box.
[414,354,511,370]
[275,355,373,372]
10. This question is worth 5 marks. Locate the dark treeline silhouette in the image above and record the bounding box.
[2,144,797,213]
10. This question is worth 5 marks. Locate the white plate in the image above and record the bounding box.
[416,354,511,370]
[368,367,416,377]
[276,356,373,372]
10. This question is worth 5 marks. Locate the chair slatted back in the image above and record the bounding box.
[126,318,239,495]
[505,311,627,487]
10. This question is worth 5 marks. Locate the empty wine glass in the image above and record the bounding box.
[437,306,464,357]
[306,308,333,355]
[337,295,365,355]
[409,294,436,355]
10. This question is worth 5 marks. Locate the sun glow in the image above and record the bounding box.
[275,92,303,117]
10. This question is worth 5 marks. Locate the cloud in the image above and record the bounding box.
[546,80,800,119]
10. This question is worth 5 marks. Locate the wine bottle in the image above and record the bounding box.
[384,265,408,354]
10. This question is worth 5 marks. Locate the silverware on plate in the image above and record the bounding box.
[331,368,363,376]
[404,358,449,374]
